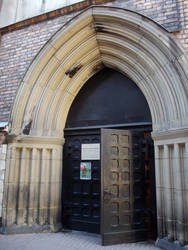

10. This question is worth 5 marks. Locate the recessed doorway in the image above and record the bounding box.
[62,68,157,245]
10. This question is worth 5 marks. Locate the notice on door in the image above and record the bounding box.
[80,162,91,180]
[81,143,100,160]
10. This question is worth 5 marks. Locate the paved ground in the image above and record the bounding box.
[0,231,160,250]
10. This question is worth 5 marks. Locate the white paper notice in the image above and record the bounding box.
[81,143,100,160]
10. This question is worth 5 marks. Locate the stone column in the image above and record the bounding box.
[1,136,64,233]
[153,130,188,250]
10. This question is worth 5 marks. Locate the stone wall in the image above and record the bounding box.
[2,139,63,233]
[0,0,188,123]
[0,144,6,218]
[0,0,85,28]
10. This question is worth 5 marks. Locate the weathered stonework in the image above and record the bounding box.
[1,7,188,250]
[0,0,188,123]
[1,136,63,233]
[0,2,188,250]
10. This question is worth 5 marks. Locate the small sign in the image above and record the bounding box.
[80,162,91,180]
[81,143,100,160]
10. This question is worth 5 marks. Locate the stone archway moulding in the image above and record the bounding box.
[9,7,188,137]
[2,6,188,249]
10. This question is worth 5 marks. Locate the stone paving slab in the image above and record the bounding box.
[0,231,160,250]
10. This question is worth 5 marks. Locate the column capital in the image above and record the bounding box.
[7,134,65,146]
[152,128,188,143]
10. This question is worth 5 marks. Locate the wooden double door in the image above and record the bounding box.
[62,128,157,245]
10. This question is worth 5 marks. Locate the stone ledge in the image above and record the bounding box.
[156,238,188,250]
[7,135,65,145]
[152,128,188,141]
[0,0,115,34]
[0,223,62,234]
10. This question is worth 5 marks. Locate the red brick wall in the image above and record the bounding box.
[0,0,187,122]
[174,0,188,51]
[108,1,188,51]
[110,0,182,32]
[0,12,76,122]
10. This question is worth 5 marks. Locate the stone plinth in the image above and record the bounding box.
[1,136,63,233]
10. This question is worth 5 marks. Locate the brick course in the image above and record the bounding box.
[0,0,187,122]
[173,0,188,50]
[0,12,76,122]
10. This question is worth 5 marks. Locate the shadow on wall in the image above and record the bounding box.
[0,127,8,145]
[0,126,8,226]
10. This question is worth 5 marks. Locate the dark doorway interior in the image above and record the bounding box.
[62,68,157,243]
[65,68,151,128]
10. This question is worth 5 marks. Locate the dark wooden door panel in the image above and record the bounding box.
[63,132,101,233]
[101,129,148,245]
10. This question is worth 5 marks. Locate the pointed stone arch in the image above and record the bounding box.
[3,6,188,248]
[9,6,188,137]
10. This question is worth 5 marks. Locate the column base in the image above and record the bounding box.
[0,223,62,234]
[156,238,187,250]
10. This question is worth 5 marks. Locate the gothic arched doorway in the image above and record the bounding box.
[62,68,157,245]
[3,6,188,250]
